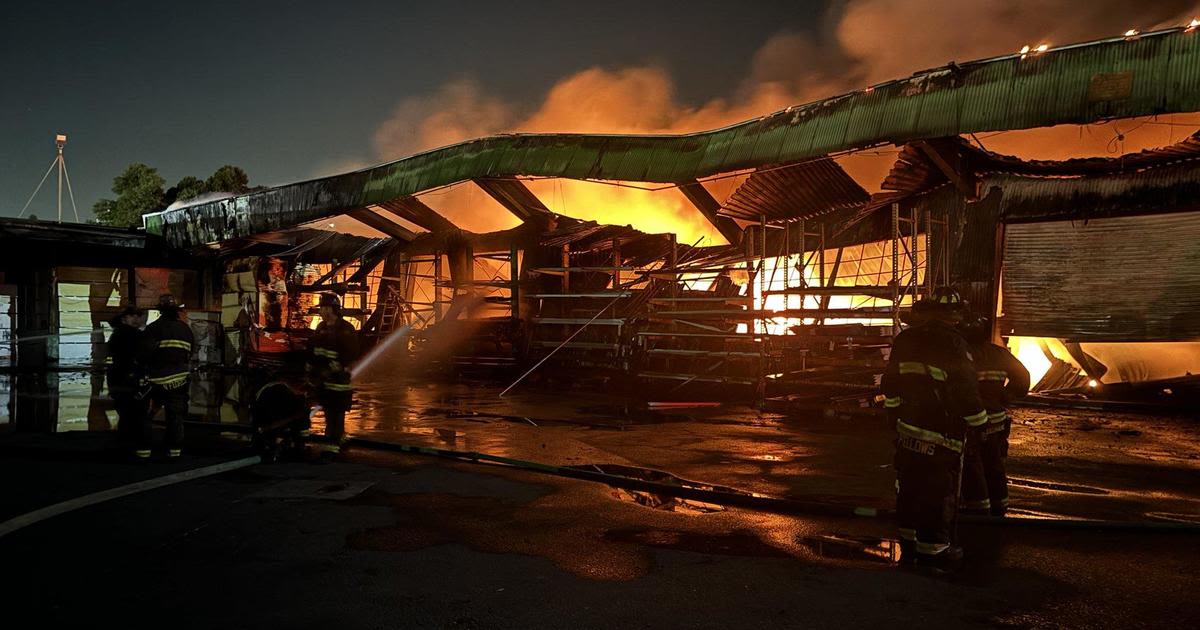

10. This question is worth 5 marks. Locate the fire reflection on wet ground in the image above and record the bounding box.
[5,370,1200,526]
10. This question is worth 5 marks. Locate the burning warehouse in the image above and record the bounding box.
[96,25,1200,415]
[4,17,1200,626]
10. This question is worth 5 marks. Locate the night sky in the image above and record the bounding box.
[1,0,828,220]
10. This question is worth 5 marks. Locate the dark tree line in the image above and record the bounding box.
[92,163,259,227]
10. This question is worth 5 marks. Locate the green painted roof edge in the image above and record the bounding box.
[146,27,1200,247]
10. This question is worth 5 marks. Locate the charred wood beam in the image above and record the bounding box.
[376,197,458,233]
[914,139,978,200]
[346,208,418,241]
[401,223,541,257]
[677,180,744,245]
[310,238,394,288]
[472,178,554,225]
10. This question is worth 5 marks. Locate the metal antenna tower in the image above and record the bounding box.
[18,133,80,222]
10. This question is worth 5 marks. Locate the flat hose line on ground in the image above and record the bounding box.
[347,437,1200,533]
[0,456,262,539]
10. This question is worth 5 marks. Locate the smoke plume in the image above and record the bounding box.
[362,0,1200,242]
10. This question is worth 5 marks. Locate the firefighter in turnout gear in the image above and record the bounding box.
[307,293,359,456]
[139,294,194,458]
[107,306,149,458]
[958,314,1031,517]
[881,288,986,571]
[249,370,311,462]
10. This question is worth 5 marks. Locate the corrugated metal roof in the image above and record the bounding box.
[146,27,1200,247]
[1002,212,1200,341]
[718,158,869,222]
[881,143,945,193]
[993,160,1200,222]
[882,132,1200,194]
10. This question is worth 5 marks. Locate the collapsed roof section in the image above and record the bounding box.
[145,27,1200,249]
[719,158,870,223]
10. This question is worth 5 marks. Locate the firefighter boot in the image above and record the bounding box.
[917,545,964,573]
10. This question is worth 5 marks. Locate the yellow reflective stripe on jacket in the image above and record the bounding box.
[987,411,1008,424]
[898,362,947,382]
[963,410,988,427]
[978,370,1008,382]
[896,419,963,453]
[313,347,339,359]
[148,372,189,388]
[104,357,114,364]
[883,396,902,408]
[157,339,192,351]
[323,382,352,391]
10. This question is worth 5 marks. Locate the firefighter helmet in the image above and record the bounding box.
[914,287,965,318]
[958,313,991,343]
[318,293,342,311]
[155,293,182,311]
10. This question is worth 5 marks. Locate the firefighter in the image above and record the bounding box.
[140,294,194,458]
[307,293,359,457]
[959,314,1031,517]
[107,306,149,458]
[881,287,987,570]
[249,370,311,462]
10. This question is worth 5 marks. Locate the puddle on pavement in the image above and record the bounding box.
[610,487,726,513]
[386,426,463,443]
[800,534,900,564]
[571,463,751,496]
[570,462,752,513]
[417,406,619,430]
[603,528,791,558]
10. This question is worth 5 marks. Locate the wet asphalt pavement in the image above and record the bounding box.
[3,378,1200,628]
[343,379,1200,524]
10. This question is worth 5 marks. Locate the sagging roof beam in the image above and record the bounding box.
[346,208,418,241]
[677,181,744,245]
[377,197,458,233]
[473,178,554,225]
[914,139,978,200]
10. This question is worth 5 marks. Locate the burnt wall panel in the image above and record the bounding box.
[1001,212,1200,341]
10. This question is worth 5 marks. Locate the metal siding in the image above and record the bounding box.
[909,70,965,138]
[719,121,768,170]
[807,96,857,156]
[1002,212,1200,341]
[955,61,1015,132]
[1008,55,1072,129]
[613,140,656,182]
[660,135,709,182]
[693,125,739,176]
[841,89,887,147]
[873,82,923,142]
[773,107,819,165]
[747,119,791,166]
[1165,30,1200,111]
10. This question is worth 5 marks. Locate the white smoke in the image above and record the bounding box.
[165,191,237,211]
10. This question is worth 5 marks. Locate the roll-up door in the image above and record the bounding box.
[1001,212,1200,341]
